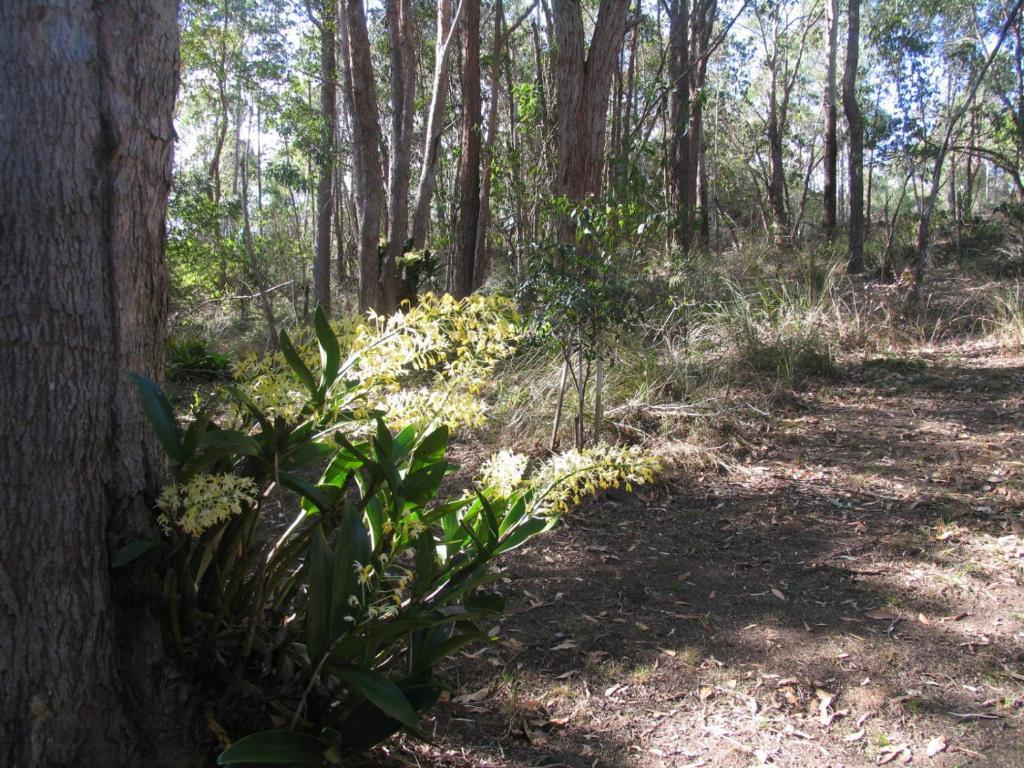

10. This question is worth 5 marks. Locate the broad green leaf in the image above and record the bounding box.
[329,502,370,641]
[129,374,183,462]
[198,429,262,456]
[314,306,340,394]
[414,625,483,671]
[181,409,212,462]
[403,463,446,506]
[334,665,420,730]
[280,473,337,515]
[279,330,318,400]
[111,539,158,569]
[217,730,327,766]
[307,526,334,662]
[392,424,417,460]
[412,425,449,466]
[493,516,550,556]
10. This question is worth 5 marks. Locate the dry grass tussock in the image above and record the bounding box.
[482,239,1024,476]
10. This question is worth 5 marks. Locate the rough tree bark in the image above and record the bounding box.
[552,0,631,243]
[473,0,506,288]
[383,0,415,312]
[822,0,838,241]
[452,0,483,297]
[668,0,693,249]
[0,1,179,765]
[314,0,337,314]
[339,0,390,312]
[843,0,865,273]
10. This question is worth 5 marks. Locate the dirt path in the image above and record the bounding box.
[378,339,1024,767]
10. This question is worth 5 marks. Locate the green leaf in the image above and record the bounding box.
[412,425,449,467]
[181,409,212,462]
[280,473,337,515]
[314,306,341,395]
[111,539,158,569]
[129,374,183,462]
[279,330,318,400]
[493,516,550,556]
[329,502,370,641]
[464,591,506,614]
[392,425,417,460]
[335,665,421,730]
[403,463,446,506]
[283,441,336,471]
[224,385,273,441]
[198,429,262,456]
[414,622,484,672]
[307,526,334,662]
[217,730,327,766]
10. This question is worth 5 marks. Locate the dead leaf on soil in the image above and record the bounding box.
[877,744,911,764]
[926,735,947,757]
[845,729,866,742]
[771,587,786,601]
[549,639,577,651]
[454,685,492,704]
[865,607,900,621]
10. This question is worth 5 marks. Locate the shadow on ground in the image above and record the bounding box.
[372,339,1024,768]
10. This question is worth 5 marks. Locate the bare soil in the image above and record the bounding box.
[370,328,1024,766]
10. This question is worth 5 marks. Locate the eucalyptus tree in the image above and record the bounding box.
[1,1,180,764]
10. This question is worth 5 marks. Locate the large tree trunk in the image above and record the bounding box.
[339,0,389,312]
[822,0,838,241]
[315,0,338,315]
[843,0,865,273]
[0,1,178,765]
[552,0,630,243]
[452,0,483,297]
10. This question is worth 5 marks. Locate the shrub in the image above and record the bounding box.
[126,303,659,765]
[166,335,232,381]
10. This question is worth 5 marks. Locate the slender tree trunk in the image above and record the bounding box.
[453,0,483,297]
[668,0,693,250]
[0,2,179,765]
[384,0,415,312]
[339,0,389,312]
[822,0,839,241]
[410,0,462,250]
[843,0,865,273]
[315,0,338,315]
[474,0,506,288]
[911,0,1023,295]
[766,66,790,242]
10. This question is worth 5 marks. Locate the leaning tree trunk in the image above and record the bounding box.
[452,0,483,297]
[843,0,865,273]
[410,0,462,251]
[0,1,179,765]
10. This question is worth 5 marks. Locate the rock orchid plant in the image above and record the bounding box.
[125,295,659,765]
